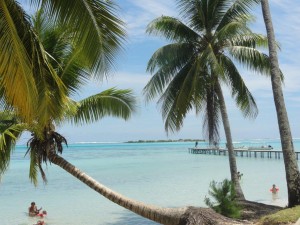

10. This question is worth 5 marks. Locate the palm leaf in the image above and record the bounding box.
[217,0,260,31]
[71,88,136,124]
[144,43,195,102]
[0,123,25,178]
[160,62,198,133]
[228,45,271,75]
[220,55,258,118]
[0,0,38,121]
[202,82,221,144]
[146,16,199,42]
[33,0,126,76]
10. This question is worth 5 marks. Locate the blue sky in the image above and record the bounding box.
[19,0,300,143]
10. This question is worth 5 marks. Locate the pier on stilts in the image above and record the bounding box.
[188,148,300,160]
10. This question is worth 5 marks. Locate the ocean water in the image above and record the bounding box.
[0,139,299,225]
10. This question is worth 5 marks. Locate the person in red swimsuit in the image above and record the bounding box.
[270,184,279,194]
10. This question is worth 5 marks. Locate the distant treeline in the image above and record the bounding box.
[125,139,205,143]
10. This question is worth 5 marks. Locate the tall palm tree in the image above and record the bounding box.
[143,0,271,200]
[261,0,300,207]
[0,9,242,225]
[0,0,125,124]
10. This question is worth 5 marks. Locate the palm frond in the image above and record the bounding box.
[228,33,269,49]
[201,44,225,78]
[217,0,260,31]
[146,16,199,42]
[28,145,39,186]
[220,55,258,118]
[202,83,221,144]
[34,0,126,76]
[144,43,195,102]
[0,0,38,121]
[228,46,271,75]
[32,9,90,97]
[177,0,208,32]
[27,129,67,185]
[215,21,252,43]
[1,1,67,124]
[0,123,25,178]
[71,88,136,125]
[160,62,199,133]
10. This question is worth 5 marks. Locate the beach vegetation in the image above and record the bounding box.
[205,179,241,219]
[143,0,272,200]
[0,0,66,124]
[257,206,300,225]
[0,0,125,125]
[0,8,136,184]
[260,0,300,207]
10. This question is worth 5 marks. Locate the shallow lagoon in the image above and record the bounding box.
[0,139,298,225]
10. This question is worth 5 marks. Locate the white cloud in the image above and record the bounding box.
[118,0,177,41]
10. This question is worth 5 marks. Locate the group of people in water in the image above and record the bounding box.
[28,202,47,225]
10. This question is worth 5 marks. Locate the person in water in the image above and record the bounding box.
[28,202,42,217]
[270,184,279,194]
[237,171,243,180]
[36,210,47,217]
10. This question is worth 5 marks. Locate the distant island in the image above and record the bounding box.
[125,139,205,143]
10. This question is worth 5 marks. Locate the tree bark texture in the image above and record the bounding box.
[261,0,300,207]
[215,81,245,200]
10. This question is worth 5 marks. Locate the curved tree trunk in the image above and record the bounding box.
[48,152,246,225]
[215,81,245,200]
[261,0,300,207]
[48,152,184,225]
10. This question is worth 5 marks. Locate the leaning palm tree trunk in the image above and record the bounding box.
[215,81,245,200]
[261,0,300,207]
[48,152,183,224]
[48,152,245,225]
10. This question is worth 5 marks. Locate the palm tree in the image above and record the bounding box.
[143,0,271,200]
[0,9,243,225]
[0,0,125,124]
[260,0,300,207]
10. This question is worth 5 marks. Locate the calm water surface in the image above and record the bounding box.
[0,139,299,225]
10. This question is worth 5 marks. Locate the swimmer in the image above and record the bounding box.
[270,184,279,194]
[28,202,42,217]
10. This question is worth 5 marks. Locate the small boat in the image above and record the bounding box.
[232,145,273,151]
[248,145,273,150]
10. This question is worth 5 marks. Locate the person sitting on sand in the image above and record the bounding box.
[28,202,42,217]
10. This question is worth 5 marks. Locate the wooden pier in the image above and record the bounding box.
[188,148,300,160]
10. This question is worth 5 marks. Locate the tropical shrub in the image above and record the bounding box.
[204,179,241,218]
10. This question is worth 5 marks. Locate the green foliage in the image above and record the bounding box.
[0,111,26,179]
[0,6,135,186]
[258,206,300,225]
[144,0,273,145]
[204,179,241,218]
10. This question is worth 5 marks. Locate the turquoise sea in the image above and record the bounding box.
[1,139,300,225]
